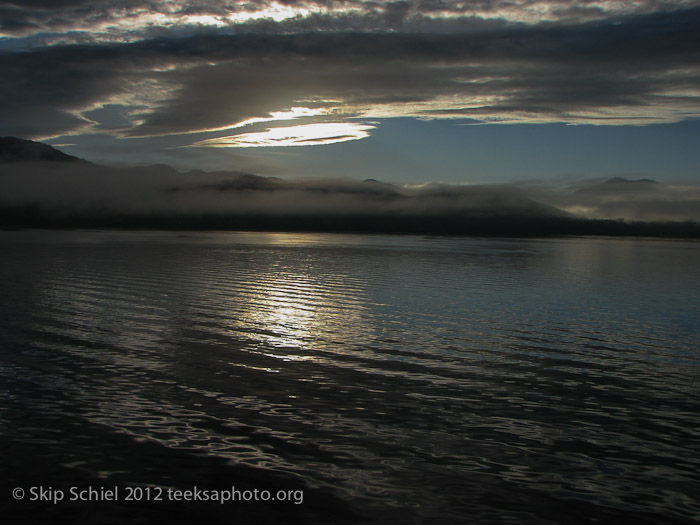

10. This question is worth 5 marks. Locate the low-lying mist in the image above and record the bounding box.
[0,163,564,217]
[1,161,699,236]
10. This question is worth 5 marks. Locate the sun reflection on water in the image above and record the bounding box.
[237,267,363,359]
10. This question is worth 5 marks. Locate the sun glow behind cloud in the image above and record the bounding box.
[194,107,331,135]
[192,122,376,148]
[121,106,335,138]
[2,0,700,175]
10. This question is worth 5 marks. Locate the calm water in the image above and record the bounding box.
[1,230,699,524]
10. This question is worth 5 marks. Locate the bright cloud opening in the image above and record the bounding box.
[226,3,312,24]
[228,107,330,130]
[192,122,376,148]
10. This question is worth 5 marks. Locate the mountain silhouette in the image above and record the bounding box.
[1,137,698,237]
[0,137,88,164]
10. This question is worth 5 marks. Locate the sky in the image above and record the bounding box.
[1,0,699,185]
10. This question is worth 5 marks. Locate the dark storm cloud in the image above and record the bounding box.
[0,1,140,35]
[0,42,146,137]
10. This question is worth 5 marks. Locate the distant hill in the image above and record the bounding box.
[0,137,88,164]
[605,177,659,185]
[573,177,661,196]
[2,138,698,236]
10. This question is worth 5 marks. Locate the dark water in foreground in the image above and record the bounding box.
[1,230,699,524]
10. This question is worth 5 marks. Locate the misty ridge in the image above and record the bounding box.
[1,137,699,237]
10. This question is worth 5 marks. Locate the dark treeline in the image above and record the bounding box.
[2,206,700,238]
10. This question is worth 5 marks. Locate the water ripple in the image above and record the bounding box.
[1,231,699,523]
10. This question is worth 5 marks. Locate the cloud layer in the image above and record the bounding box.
[3,1,699,40]
[1,2,699,147]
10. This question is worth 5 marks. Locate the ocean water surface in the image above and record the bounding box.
[1,230,699,524]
